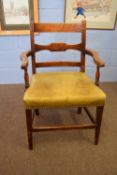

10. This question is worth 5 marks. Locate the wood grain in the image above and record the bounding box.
[34,23,82,32]
[35,43,82,52]
[35,61,81,67]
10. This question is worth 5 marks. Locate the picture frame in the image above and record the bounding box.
[0,0,39,35]
[65,0,117,29]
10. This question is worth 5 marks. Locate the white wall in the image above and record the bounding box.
[0,0,117,84]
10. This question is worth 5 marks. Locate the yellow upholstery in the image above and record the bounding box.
[24,72,106,108]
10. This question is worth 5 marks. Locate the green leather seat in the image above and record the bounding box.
[24,72,106,108]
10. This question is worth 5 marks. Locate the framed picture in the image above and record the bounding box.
[65,0,117,29]
[0,0,38,35]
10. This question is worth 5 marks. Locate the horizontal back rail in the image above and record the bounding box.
[34,23,82,32]
[35,61,81,67]
[30,20,86,71]
[35,43,82,52]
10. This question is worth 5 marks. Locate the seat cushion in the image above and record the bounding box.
[24,72,106,108]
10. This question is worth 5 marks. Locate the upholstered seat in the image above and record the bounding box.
[24,72,106,108]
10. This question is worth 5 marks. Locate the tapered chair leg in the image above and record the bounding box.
[25,109,33,150]
[77,107,82,114]
[95,106,104,145]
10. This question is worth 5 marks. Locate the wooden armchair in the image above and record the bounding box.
[20,20,106,150]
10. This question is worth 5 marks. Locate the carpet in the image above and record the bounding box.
[0,83,117,175]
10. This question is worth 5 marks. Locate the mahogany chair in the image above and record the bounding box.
[20,20,106,150]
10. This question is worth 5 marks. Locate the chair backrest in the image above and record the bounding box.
[30,20,86,74]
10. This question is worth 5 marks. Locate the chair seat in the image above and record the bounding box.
[24,72,106,108]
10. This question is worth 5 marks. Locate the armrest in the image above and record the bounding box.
[20,50,33,69]
[20,50,34,89]
[85,49,105,67]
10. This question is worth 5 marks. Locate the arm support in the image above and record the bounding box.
[20,50,33,69]
[85,49,105,86]
[20,50,33,89]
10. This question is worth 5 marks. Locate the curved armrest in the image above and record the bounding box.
[20,50,33,69]
[85,49,105,67]
[20,50,34,89]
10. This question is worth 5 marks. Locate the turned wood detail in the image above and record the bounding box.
[95,66,100,86]
[24,68,29,89]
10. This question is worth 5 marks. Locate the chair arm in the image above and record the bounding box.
[20,50,33,89]
[85,49,105,86]
[85,49,105,67]
[20,50,33,69]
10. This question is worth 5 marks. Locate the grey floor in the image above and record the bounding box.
[0,83,117,175]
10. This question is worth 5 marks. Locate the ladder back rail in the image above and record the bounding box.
[34,23,82,32]
[30,20,86,71]
[34,43,82,52]
[35,62,81,67]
